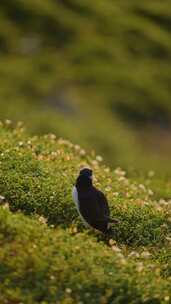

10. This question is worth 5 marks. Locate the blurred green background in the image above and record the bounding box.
[0,0,171,176]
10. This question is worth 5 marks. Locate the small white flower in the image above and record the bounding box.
[164,296,170,302]
[141,251,151,259]
[109,239,116,246]
[18,141,24,147]
[49,134,56,140]
[118,176,126,182]
[128,251,140,258]
[2,203,9,210]
[74,145,81,151]
[105,186,111,192]
[161,223,168,229]
[165,236,171,242]
[120,257,127,265]
[38,216,47,225]
[113,192,119,197]
[80,149,86,156]
[111,245,121,253]
[5,119,12,125]
[96,155,103,162]
[104,167,110,173]
[148,170,155,178]
[139,184,146,191]
[51,151,57,156]
[0,195,5,203]
[114,167,126,177]
[136,262,144,272]
[148,189,154,196]
[65,288,72,294]
[159,199,168,206]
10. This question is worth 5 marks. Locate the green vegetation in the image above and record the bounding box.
[1,207,171,304]
[0,0,171,174]
[0,123,171,303]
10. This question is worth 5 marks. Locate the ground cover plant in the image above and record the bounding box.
[0,122,171,303]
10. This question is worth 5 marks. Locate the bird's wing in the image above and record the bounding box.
[77,189,110,233]
[96,189,110,219]
[78,191,101,222]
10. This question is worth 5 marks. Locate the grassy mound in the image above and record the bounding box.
[0,207,170,304]
[0,123,171,302]
[0,122,171,245]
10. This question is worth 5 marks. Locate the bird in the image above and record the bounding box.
[72,168,118,234]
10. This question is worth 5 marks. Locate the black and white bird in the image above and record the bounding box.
[72,168,118,233]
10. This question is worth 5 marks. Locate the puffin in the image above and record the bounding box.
[72,168,118,233]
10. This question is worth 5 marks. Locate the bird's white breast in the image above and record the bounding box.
[72,186,90,228]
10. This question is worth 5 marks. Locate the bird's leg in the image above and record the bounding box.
[107,223,112,229]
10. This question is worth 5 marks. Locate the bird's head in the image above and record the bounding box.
[79,168,93,180]
[76,168,93,189]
